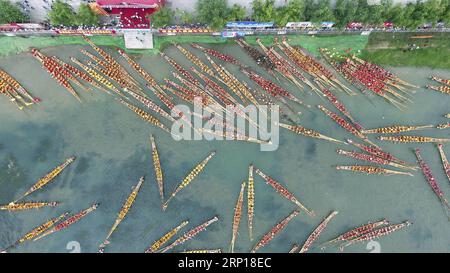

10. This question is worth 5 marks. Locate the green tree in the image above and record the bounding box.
[354,0,369,22]
[150,6,174,27]
[380,0,394,19]
[274,6,289,26]
[251,0,275,22]
[284,0,305,21]
[227,3,247,21]
[334,0,347,27]
[442,0,450,23]
[48,0,76,26]
[175,9,194,24]
[76,4,99,26]
[0,0,28,24]
[385,3,404,26]
[367,3,385,25]
[424,0,444,25]
[197,0,228,29]
[410,0,428,28]
[303,0,315,21]
[400,2,417,27]
[312,0,334,22]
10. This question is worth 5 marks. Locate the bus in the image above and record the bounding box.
[226,21,275,30]
[285,22,314,29]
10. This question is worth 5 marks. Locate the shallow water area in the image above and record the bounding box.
[0,43,450,253]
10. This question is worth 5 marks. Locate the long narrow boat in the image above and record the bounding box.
[378,135,450,143]
[32,49,81,102]
[34,203,99,241]
[82,36,117,64]
[124,88,174,122]
[117,49,160,90]
[163,151,216,210]
[33,50,89,95]
[437,144,450,185]
[99,177,144,250]
[282,39,352,94]
[414,149,450,214]
[70,57,122,97]
[437,123,450,129]
[361,124,433,134]
[2,212,69,252]
[336,165,413,176]
[87,61,139,93]
[117,98,171,134]
[346,139,414,168]
[171,73,215,106]
[269,40,319,92]
[256,38,305,91]
[251,210,300,253]
[81,49,139,88]
[299,211,338,253]
[181,249,222,253]
[277,42,329,92]
[82,36,135,82]
[160,53,201,87]
[337,149,415,171]
[248,165,255,242]
[200,129,267,145]
[317,85,361,130]
[230,181,246,253]
[242,69,310,107]
[0,80,25,109]
[160,216,219,253]
[12,156,76,203]
[319,49,407,109]
[191,44,242,66]
[255,168,315,217]
[146,83,177,113]
[279,123,346,144]
[426,84,450,95]
[80,49,111,70]
[352,55,417,89]
[0,201,59,211]
[0,69,38,103]
[340,221,412,251]
[171,72,206,99]
[190,67,236,106]
[205,55,247,103]
[150,135,164,204]
[145,220,189,253]
[165,76,204,102]
[236,39,276,76]
[430,75,450,87]
[320,219,389,249]
[220,64,260,105]
[318,105,376,146]
[52,56,104,92]
[1,80,29,105]
[288,244,300,253]
[175,44,216,78]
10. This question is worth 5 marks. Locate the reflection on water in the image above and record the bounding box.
[0,43,450,253]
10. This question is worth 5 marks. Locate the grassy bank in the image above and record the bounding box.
[245,34,369,56]
[0,35,231,57]
[362,32,450,69]
[361,48,450,69]
[0,33,368,58]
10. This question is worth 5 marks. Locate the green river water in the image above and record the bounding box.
[0,43,449,253]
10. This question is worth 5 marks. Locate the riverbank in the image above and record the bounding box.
[361,32,450,69]
[0,34,369,57]
[2,32,448,69]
